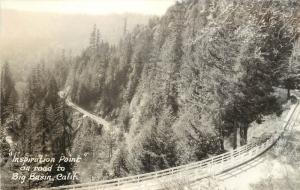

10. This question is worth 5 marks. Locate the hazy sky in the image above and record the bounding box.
[2,0,177,15]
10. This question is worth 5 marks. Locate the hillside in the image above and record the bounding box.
[62,0,300,181]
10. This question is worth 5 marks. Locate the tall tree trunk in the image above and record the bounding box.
[233,121,237,149]
[240,124,248,146]
[287,88,291,100]
[218,116,225,152]
[219,137,224,152]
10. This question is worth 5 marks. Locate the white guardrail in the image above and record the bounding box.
[40,101,299,190]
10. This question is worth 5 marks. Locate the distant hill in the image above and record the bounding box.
[0,10,153,85]
[0,10,152,63]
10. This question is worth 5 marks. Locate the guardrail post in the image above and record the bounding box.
[253,145,257,156]
[246,146,250,158]
[221,155,224,170]
[210,158,214,177]
[255,145,260,156]
[250,145,254,157]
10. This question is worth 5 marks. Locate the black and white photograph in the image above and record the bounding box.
[0,0,300,189]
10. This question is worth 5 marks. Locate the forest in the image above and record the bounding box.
[1,0,300,189]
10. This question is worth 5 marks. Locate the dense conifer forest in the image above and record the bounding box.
[1,0,300,189]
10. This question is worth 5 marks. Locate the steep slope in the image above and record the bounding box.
[65,0,300,182]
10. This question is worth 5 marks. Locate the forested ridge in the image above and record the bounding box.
[1,0,300,188]
[64,0,300,177]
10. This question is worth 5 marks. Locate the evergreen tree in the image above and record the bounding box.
[50,99,74,187]
[110,144,129,178]
[284,40,300,98]
[27,64,45,108]
[96,29,101,51]
[0,62,17,124]
[45,76,59,107]
[89,24,97,52]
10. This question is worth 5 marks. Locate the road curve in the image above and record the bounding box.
[58,90,111,129]
[65,99,111,129]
